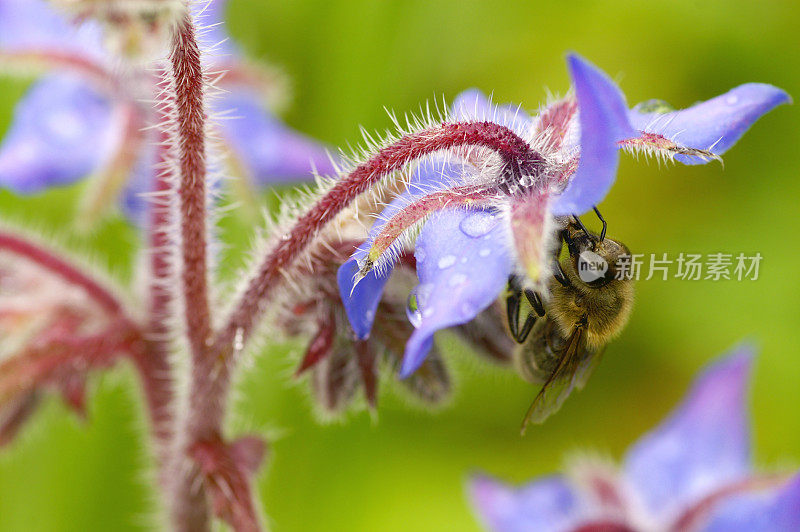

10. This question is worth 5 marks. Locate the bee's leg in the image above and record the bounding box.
[592,206,607,242]
[506,288,522,341]
[506,276,538,344]
[524,289,546,317]
[572,215,592,239]
[517,312,537,343]
[553,261,571,288]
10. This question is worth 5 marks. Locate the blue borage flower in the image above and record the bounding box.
[469,346,800,532]
[338,54,790,377]
[0,0,334,221]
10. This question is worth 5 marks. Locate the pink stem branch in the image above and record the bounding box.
[218,120,540,355]
[0,231,123,315]
[364,184,501,268]
[167,13,214,532]
[0,49,114,93]
[170,14,211,359]
[139,102,178,459]
[175,121,540,457]
[0,318,139,405]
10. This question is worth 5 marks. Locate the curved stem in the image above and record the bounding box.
[177,121,541,458]
[360,184,501,275]
[0,231,124,314]
[218,120,540,355]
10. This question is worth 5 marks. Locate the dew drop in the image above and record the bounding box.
[406,283,433,328]
[726,95,739,105]
[438,255,457,269]
[416,247,427,263]
[479,248,491,257]
[448,273,468,287]
[459,211,499,238]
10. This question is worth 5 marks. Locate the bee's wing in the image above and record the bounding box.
[573,347,605,391]
[520,326,598,432]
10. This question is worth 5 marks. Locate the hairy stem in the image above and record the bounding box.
[167,12,213,532]
[0,231,123,314]
[220,121,540,354]
[363,184,501,270]
[179,121,541,454]
[171,14,211,360]
[140,112,178,461]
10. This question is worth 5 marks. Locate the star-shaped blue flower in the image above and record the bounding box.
[0,0,334,220]
[469,346,800,532]
[338,54,790,378]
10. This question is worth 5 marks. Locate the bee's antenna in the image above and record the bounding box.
[593,206,607,242]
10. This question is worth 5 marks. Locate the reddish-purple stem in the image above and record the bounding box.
[167,15,214,532]
[180,121,540,449]
[0,231,123,314]
[217,121,540,354]
[368,183,501,261]
[138,110,178,457]
[171,14,211,359]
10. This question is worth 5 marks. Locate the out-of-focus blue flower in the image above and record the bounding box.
[338,54,790,377]
[0,0,334,220]
[469,346,800,532]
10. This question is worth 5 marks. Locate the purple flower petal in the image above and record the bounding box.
[629,84,791,165]
[0,74,116,193]
[470,474,580,532]
[551,54,636,216]
[120,143,158,225]
[452,89,534,136]
[702,473,800,532]
[337,158,457,339]
[192,0,237,57]
[0,0,104,58]
[216,88,335,185]
[400,207,513,377]
[623,346,754,519]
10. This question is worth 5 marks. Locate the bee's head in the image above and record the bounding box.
[565,224,631,288]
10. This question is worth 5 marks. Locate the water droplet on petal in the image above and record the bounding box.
[726,95,739,105]
[416,247,426,263]
[406,283,433,328]
[459,211,499,238]
[459,302,476,318]
[438,255,457,269]
[479,248,491,257]
[448,273,468,287]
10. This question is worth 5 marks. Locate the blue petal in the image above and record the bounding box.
[551,54,636,216]
[452,89,534,136]
[336,258,390,340]
[216,88,336,185]
[469,474,581,532]
[623,346,754,519]
[703,473,800,532]
[400,207,513,377]
[120,143,158,225]
[337,158,457,339]
[0,75,115,193]
[0,0,104,58]
[629,84,791,165]
[192,0,237,56]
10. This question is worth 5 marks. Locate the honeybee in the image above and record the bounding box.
[507,211,634,432]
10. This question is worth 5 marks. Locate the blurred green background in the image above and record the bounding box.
[0,0,798,530]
